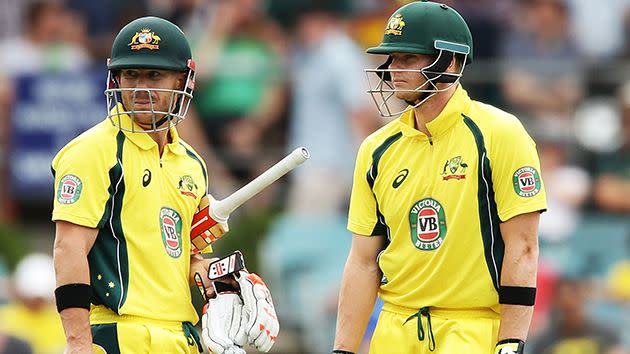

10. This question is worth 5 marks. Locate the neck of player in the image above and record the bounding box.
[412,83,459,137]
[149,129,172,155]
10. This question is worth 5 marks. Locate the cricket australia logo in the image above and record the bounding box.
[385,14,405,35]
[57,174,82,204]
[128,28,161,50]
[513,166,541,197]
[441,156,468,181]
[409,198,447,251]
[160,207,183,258]
[178,175,198,199]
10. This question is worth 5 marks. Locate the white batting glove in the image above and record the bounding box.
[201,282,247,354]
[236,271,279,352]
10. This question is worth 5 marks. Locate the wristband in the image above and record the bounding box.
[55,283,92,312]
[499,286,536,306]
[208,251,245,280]
[495,338,525,354]
[332,350,355,354]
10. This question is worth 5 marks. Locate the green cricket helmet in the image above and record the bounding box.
[365,1,473,118]
[105,16,196,132]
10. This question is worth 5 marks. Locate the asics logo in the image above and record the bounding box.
[142,169,151,187]
[392,169,409,188]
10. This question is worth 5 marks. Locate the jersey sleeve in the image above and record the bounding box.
[347,140,383,236]
[489,117,547,222]
[51,140,114,229]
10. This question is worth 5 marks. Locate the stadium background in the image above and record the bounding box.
[0,0,628,353]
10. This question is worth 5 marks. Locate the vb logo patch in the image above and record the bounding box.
[513,166,541,197]
[409,198,447,251]
[57,174,82,204]
[160,207,183,258]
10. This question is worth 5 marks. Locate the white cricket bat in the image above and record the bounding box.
[212,147,310,223]
[190,147,309,252]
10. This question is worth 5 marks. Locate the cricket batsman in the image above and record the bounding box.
[51,16,278,354]
[333,2,547,354]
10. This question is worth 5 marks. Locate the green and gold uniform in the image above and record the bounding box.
[52,107,207,353]
[348,86,547,353]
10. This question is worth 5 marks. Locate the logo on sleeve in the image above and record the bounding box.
[160,207,183,258]
[57,174,83,204]
[513,167,541,197]
[409,198,447,251]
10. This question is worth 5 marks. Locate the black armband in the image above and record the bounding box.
[332,351,355,354]
[498,286,536,306]
[55,283,92,312]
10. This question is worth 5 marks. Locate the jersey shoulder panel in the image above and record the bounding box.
[178,138,208,194]
[362,117,405,151]
[52,120,118,173]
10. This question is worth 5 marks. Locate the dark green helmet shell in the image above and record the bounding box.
[367,1,473,63]
[108,16,192,71]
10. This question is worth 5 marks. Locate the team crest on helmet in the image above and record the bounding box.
[57,174,83,204]
[513,166,541,197]
[385,14,405,35]
[160,207,183,258]
[409,198,447,251]
[128,28,161,50]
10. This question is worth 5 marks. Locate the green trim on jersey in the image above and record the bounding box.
[180,142,208,194]
[462,115,503,291]
[91,323,121,354]
[367,132,403,236]
[89,131,130,313]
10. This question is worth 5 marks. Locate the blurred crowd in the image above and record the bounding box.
[0,0,629,353]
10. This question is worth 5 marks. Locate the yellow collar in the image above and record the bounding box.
[398,85,472,138]
[107,104,185,155]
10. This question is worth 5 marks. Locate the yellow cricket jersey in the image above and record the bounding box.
[51,107,208,325]
[348,86,547,311]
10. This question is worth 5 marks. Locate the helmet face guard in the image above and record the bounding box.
[105,16,196,133]
[366,40,469,118]
[104,59,196,133]
[365,1,474,118]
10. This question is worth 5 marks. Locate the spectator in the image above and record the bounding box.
[530,276,628,354]
[260,1,380,352]
[567,0,630,60]
[500,0,583,136]
[0,254,65,354]
[591,82,630,213]
[0,1,90,76]
[285,0,380,213]
[66,0,147,61]
[183,0,288,192]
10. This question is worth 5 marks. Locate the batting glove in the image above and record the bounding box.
[201,282,247,354]
[236,271,279,352]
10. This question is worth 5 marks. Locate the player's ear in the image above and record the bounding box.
[176,72,187,90]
